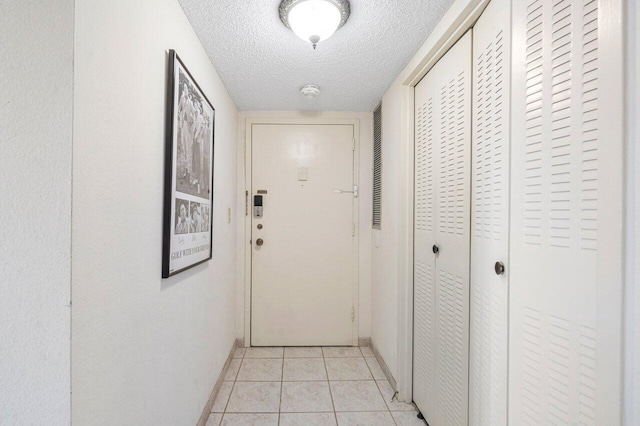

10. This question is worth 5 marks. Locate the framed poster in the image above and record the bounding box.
[162,50,215,278]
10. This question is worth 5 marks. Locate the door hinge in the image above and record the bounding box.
[245,191,248,216]
[352,137,355,151]
[351,307,355,322]
[353,185,358,198]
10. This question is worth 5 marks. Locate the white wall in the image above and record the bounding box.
[625,0,639,423]
[72,0,238,424]
[235,111,373,341]
[371,88,402,379]
[369,0,485,389]
[0,1,73,424]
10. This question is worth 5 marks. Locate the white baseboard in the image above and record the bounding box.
[197,339,240,426]
[365,339,397,391]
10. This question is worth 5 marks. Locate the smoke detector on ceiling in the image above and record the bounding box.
[300,84,320,99]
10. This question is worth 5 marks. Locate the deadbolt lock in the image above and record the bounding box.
[256,238,264,246]
[257,224,263,230]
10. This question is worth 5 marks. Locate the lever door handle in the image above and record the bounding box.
[333,185,359,198]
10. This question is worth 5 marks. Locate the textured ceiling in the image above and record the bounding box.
[177,0,455,111]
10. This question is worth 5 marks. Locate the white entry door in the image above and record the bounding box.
[413,30,472,426]
[250,124,357,347]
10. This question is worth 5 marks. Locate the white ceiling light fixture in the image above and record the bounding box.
[279,0,351,49]
[300,84,320,99]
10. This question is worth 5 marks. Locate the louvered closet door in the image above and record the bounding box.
[469,0,511,424]
[510,0,624,424]
[414,30,472,426]
[413,51,438,422]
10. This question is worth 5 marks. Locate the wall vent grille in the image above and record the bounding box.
[373,103,382,229]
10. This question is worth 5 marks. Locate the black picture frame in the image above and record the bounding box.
[162,50,215,278]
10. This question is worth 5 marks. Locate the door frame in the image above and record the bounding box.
[394,0,490,402]
[243,118,361,347]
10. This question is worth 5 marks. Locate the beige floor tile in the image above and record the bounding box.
[233,347,245,359]
[364,357,386,380]
[236,358,283,381]
[284,347,324,358]
[376,380,416,411]
[220,413,279,425]
[225,382,281,413]
[330,381,387,412]
[391,411,426,425]
[325,358,373,380]
[283,358,327,381]
[224,359,241,381]
[336,411,395,425]
[211,382,234,412]
[244,347,284,358]
[205,413,223,426]
[322,347,363,358]
[280,413,337,425]
[359,346,375,357]
[280,381,334,413]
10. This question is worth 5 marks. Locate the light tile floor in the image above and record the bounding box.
[206,346,425,426]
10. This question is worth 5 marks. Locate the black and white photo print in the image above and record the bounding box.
[162,50,215,278]
[174,198,191,235]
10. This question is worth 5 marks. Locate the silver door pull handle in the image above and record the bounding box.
[333,185,359,198]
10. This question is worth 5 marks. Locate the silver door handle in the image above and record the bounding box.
[333,185,358,198]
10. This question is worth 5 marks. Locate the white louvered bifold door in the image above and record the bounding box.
[414,30,472,426]
[414,54,438,423]
[510,0,624,424]
[469,0,511,424]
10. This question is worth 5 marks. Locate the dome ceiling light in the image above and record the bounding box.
[279,0,351,49]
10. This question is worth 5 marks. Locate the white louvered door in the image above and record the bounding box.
[469,0,511,424]
[414,64,437,422]
[414,30,472,426]
[510,0,624,424]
